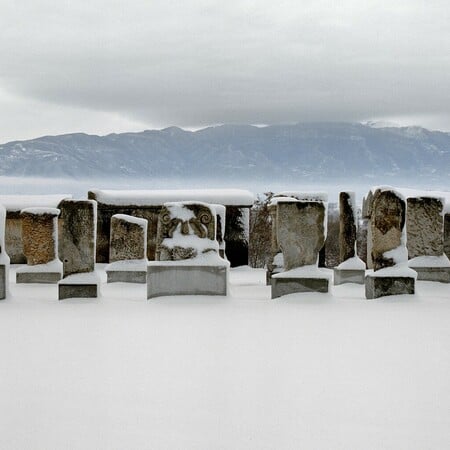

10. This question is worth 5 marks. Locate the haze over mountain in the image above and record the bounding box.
[0,123,449,190]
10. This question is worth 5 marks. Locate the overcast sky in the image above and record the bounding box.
[1,0,449,142]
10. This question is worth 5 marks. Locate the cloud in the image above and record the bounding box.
[1,0,449,141]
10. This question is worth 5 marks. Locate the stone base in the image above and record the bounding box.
[271,277,329,299]
[411,267,450,283]
[107,270,147,284]
[365,275,415,299]
[0,265,6,299]
[333,268,365,285]
[147,264,228,299]
[16,271,62,284]
[59,283,98,300]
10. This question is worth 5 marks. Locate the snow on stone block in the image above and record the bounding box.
[89,189,255,207]
[0,194,71,212]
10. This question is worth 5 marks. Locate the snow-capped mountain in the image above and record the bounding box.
[0,123,448,184]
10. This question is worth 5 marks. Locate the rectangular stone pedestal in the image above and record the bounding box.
[17,272,62,284]
[271,277,329,299]
[0,265,6,299]
[147,263,228,299]
[58,273,100,300]
[333,268,365,285]
[107,270,147,283]
[411,267,450,283]
[365,275,415,299]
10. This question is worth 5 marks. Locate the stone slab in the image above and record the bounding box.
[365,275,415,299]
[412,267,450,283]
[333,268,365,285]
[58,283,98,300]
[147,264,227,299]
[16,271,61,284]
[0,265,6,299]
[107,270,147,284]
[271,277,329,298]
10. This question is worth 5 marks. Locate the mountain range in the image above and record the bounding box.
[0,123,449,186]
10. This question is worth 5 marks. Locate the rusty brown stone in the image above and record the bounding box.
[110,215,147,262]
[21,210,59,265]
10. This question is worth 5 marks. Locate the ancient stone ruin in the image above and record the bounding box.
[16,207,62,284]
[147,201,229,298]
[0,205,10,299]
[106,214,148,283]
[365,188,416,299]
[58,200,99,300]
[406,196,450,283]
[333,192,366,285]
[270,193,330,298]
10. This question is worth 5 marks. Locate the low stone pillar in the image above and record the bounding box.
[58,200,99,299]
[147,202,229,299]
[16,208,62,283]
[365,188,416,299]
[0,205,10,299]
[334,192,365,285]
[270,193,330,298]
[106,214,148,283]
[407,197,450,282]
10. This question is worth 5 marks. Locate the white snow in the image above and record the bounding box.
[112,214,147,228]
[0,194,71,212]
[165,201,198,221]
[366,264,418,278]
[106,259,148,272]
[150,251,229,266]
[16,259,63,275]
[90,189,255,206]
[336,255,366,270]
[20,207,60,216]
[409,255,450,268]
[273,265,333,280]
[59,271,101,285]
[1,265,449,450]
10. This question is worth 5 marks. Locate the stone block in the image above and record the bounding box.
[110,214,147,262]
[16,271,61,284]
[413,267,450,283]
[58,283,98,300]
[271,277,329,298]
[107,270,147,284]
[365,274,415,299]
[0,265,6,299]
[333,268,365,285]
[147,263,228,299]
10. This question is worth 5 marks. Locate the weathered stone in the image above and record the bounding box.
[271,276,329,298]
[371,189,406,271]
[276,201,325,270]
[407,197,444,258]
[0,205,10,299]
[156,203,216,261]
[147,264,227,298]
[365,275,415,299]
[109,214,147,262]
[20,208,59,265]
[333,268,365,285]
[16,272,62,284]
[445,214,450,259]
[0,265,6,300]
[413,267,450,283]
[339,192,357,262]
[107,270,147,284]
[59,283,98,300]
[59,200,96,277]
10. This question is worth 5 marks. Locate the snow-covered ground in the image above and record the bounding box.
[0,266,449,450]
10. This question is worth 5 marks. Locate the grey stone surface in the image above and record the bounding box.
[110,215,147,262]
[413,267,450,283]
[58,283,98,300]
[271,277,329,298]
[371,189,406,271]
[339,192,357,262]
[0,265,6,299]
[444,214,450,259]
[276,201,325,270]
[407,197,444,258]
[60,200,96,277]
[107,270,147,284]
[16,272,61,284]
[333,268,365,285]
[147,264,227,298]
[365,275,415,299]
